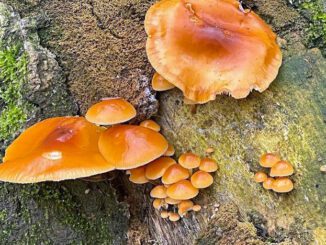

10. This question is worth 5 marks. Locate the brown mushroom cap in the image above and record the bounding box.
[178,200,194,216]
[164,144,175,156]
[259,153,281,168]
[145,157,176,180]
[139,119,161,132]
[150,185,168,198]
[262,177,274,190]
[190,170,214,188]
[169,212,180,222]
[254,171,268,183]
[162,164,190,184]
[160,211,169,218]
[85,98,136,125]
[272,177,294,193]
[145,0,282,103]
[129,166,149,184]
[152,72,175,91]
[199,158,218,172]
[192,204,201,212]
[166,180,199,200]
[270,160,294,177]
[98,125,168,170]
[178,152,201,169]
[0,117,114,183]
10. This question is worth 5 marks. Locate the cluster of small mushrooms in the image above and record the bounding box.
[254,153,294,193]
[145,0,282,104]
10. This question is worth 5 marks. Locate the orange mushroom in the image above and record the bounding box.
[272,177,294,193]
[0,117,114,183]
[164,144,175,157]
[165,197,181,205]
[85,98,136,125]
[169,212,180,222]
[166,180,199,200]
[270,160,294,177]
[192,204,201,212]
[259,153,281,168]
[145,157,176,180]
[150,185,168,198]
[151,72,175,91]
[162,164,190,185]
[160,211,169,218]
[139,119,161,132]
[199,158,218,172]
[153,198,164,210]
[262,177,274,190]
[145,0,282,103]
[190,170,214,188]
[98,125,168,169]
[178,200,194,216]
[254,171,268,183]
[129,166,149,184]
[178,152,201,169]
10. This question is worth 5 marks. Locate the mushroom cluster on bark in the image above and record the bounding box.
[145,0,282,104]
[254,153,295,193]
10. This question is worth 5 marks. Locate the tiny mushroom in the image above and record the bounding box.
[151,72,175,91]
[98,125,168,170]
[129,166,149,184]
[164,144,175,156]
[254,171,268,183]
[153,198,164,210]
[162,164,190,184]
[191,170,214,188]
[178,200,194,216]
[192,204,201,212]
[145,0,282,103]
[0,117,115,183]
[272,177,294,193]
[150,185,168,199]
[85,98,136,125]
[262,177,274,190]
[169,212,180,222]
[145,157,176,180]
[160,211,169,218]
[270,160,294,177]
[260,153,281,168]
[199,158,218,172]
[178,152,201,169]
[166,180,199,200]
[165,197,181,205]
[140,119,161,132]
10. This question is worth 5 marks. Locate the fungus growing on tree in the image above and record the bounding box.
[150,185,168,198]
[199,158,218,172]
[190,170,214,188]
[145,157,176,180]
[145,0,282,103]
[166,180,199,200]
[178,152,201,169]
[272,177,294,193]
[178,200,194,216]
[165,197,181,205]
[98,125,168,169]
[151,72,175,91]
[254,171,268,183]
[140,119,161,132]
[164,144,175,156]
[85,98,136,125]
[162,164,190,184]
[262,177,274,190]
[270,160,294,177]
[0,117,114,183]
[129,166,149,184]
[260,153,281,168]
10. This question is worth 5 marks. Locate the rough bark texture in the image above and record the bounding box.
[0,0,325,244]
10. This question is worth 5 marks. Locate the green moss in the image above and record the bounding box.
[301,0,326,55]
[0,44,31,141]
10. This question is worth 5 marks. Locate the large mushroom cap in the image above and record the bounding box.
[0,117,114,183]
[98,125,168,170]
[145,0,282,103]
[85,98,136,125]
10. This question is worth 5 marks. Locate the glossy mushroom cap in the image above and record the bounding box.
[165,197,181,205]
[262,177,274,190]
[199,158,218,172]
[272,177,294,193]
[254,171,268,183]
[259,153,281,168]
[164,144,175,156]
[150,185,168,198]
[190,170,214,188]
[162,164,190,184]
[153,198,164,210]
[98,125,168,170]
[145,0,282,103]
[85,98,136,125]
[0,117,114,183]
[140,119,161,132]
[145,157,176,180]
[178,200,194,216]
[166,180,199,200]
[152,72,175,91]
[169,212,180,222]
[129,166,149,184]
[178,152,201,169]
[270,160,294,177]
